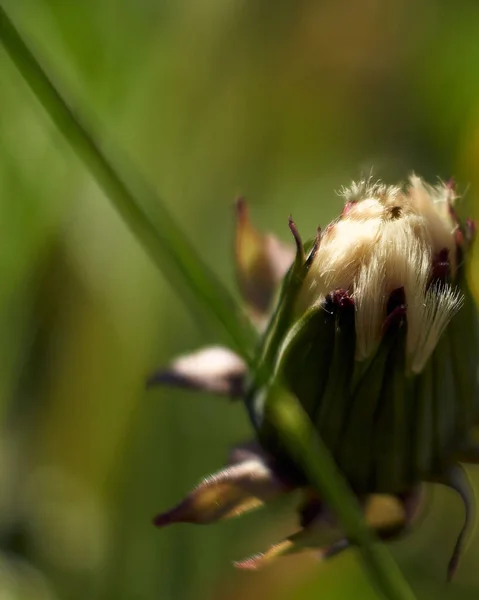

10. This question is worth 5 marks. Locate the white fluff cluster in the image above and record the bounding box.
[301,176,463,373]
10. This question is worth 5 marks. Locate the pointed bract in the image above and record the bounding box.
[234,493,418,570]
[235,198,294,322]
[154,445,289,527]
[444,464,477,581]
[147,346,246,398]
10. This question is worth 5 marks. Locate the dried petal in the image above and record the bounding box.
[234,494,411,570]
[235,198,294,321]
[234,519,344,570]
[147,346,246,398]
[234,540,295,570]
[154,450,288,527]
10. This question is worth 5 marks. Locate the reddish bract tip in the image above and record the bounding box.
[324,222,335,235]
[383,307,406,333]
[386,287,406,313]
[432,248,450,284]
[323,289,354,319]
[332,289,354,310]
[455,229,464,250]
[306,226,322,267]
[235,196,247,217]
[288,216,303,254]
[448,202,461,229]
[465,217,477,244]
[384,287,406,332]
[444,178,458,204]
[446,177,456,191]
[153,503,193,528]
[341,201,355,217]
[153,512,175,528]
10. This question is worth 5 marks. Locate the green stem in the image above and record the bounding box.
[0,6,256,362]
[270,384,416,600]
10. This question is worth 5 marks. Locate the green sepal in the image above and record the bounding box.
[252,305,335,474]
[313,300,356,455]
[448,274,479,439]
[432,333,456,474]
[412,359,434,477]
[337,326,398,494]
[255,232,317,373]
[372,324,408,493]
[260,381,417,600]
[275,302,335,418]
[247,230,320,429]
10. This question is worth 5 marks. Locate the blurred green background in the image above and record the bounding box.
[2,0,479,598]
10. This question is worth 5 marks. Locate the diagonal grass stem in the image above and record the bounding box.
[0,6,256,362]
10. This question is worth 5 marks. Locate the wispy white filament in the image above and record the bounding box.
[299,176,464,373]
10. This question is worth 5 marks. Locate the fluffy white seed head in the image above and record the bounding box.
[299,176,463,373]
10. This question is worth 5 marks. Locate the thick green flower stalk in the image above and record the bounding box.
[150,176,479,573]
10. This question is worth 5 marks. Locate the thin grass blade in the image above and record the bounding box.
[0,6,256,361]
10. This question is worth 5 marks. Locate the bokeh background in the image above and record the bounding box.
[2,0,479,598]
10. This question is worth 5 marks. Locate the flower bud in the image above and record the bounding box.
[148,175,479,574]
[254,176,478,496]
